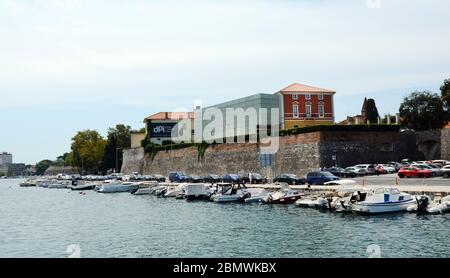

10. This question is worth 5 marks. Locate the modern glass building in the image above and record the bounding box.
[198,93,282,142]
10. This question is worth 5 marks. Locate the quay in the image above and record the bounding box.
[246,184,450,196]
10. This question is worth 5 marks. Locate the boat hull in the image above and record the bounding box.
[269,195,302,204]
[352,199,416,214]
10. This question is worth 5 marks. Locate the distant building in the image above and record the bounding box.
[144,112,195,145]
[0,152,12,165]
[131,132,146,148]
[7,163,26,177]
[275,83,336,129]
[339,98,369,125]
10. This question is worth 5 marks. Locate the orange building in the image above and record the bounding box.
[275,83,336,129]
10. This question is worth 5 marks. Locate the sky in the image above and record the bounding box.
[0,0,449,164]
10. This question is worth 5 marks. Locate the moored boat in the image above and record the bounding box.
[351,187,415,214]
[184,183,210,200]
[265,184,303,204]
[94,181,139,193]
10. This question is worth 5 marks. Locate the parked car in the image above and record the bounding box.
[221,174,241,184]
[324,167,356,178]
[187,175,204,183]
[273,173,306,185]
[355,164,376,175]
[203,174,222,184]
[386,162,402,171]
[442,165,450,178]
[306,171,340,185]
[168,171,188,182]
[397,167,432,178]
[345,166,366,176]
[412,164,441,177]
[239,173,268,184]
[152,174,167,182]
[378,164,395,174]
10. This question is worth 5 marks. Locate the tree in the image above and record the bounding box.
[101,124,132,173]
[365,98,380,124]
[399,91,446,131]
[35,160,53,176]
[440,77,450,122]
[70,130,106,174]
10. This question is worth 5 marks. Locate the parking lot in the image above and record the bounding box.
[351,174,450,187]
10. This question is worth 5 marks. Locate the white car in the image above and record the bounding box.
[380,164,396,174]
[345,167,366,176]
[442,165,450,178]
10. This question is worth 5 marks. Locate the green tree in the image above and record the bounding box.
[70,130,106,174]
[440,77,450,122]
[35,160,53,176]
[399,91,446,131]
[365,98,380,124]
[101,124,132,173]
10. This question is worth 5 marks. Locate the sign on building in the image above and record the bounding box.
[149,122,177,138]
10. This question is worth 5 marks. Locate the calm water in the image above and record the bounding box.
[0,179,449,258]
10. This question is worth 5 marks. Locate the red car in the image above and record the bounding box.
[398,167,432,178]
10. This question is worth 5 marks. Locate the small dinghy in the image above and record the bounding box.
[428,196,450,214]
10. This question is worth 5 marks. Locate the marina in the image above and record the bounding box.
[1,178,449,258]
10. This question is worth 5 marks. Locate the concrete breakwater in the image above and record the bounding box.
[122,130,436,178]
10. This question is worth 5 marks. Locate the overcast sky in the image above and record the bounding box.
[1,0,449,164]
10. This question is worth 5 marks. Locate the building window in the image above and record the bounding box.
[305,104,312,117]
[318,104,324,118]
[318,94,323,100]
[292,94,298,100]
[293,104,299,118]
[305,94,311,100]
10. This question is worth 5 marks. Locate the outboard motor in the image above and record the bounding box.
[326,197,334,211]
[416,196,429,214]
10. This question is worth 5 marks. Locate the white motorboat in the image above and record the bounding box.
[164,184,187,198]
[265,184,304,204]
[295,196,327,209]
[428,195,450,214]
[47,180,70,189]
[131,182,159,195]
[19,179,36,187]
[211,183,248,203]
[184,183,210,200]
[94,181,139,193]
[243,188,270,203]
[71,182,96,191]
[351,187,415,214]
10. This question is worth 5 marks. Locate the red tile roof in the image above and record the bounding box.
[277,83,335,94]
[144,112,195,122]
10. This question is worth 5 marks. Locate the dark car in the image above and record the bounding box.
[151,174,167,182]
[188,175,204,183]
[168,172,188,182]
[306,171,340,185]
[239,173,268,184]
[324,167,356,178]
[273,173,306,185]
[203,174,222,184]
[221,174,241,184]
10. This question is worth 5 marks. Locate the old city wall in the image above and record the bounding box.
[122,130,431,178]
